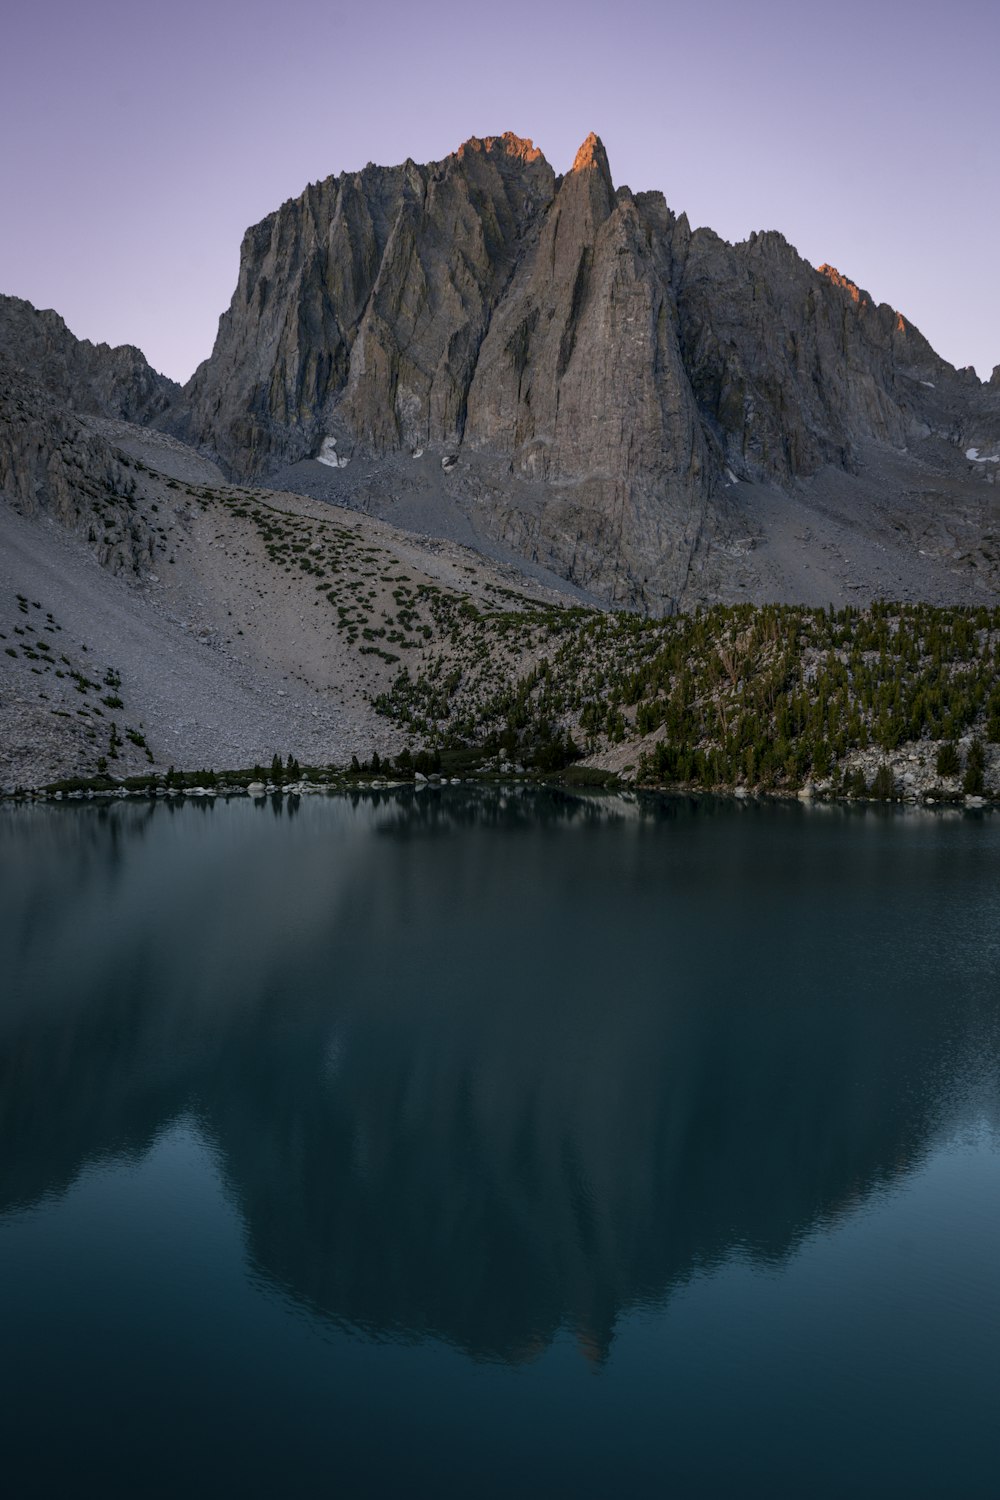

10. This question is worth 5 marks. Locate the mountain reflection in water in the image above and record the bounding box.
[2,790,999,1365]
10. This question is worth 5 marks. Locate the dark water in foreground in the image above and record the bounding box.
[2,790,999,1497]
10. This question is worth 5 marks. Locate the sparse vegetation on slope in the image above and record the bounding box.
[0,587,154,784]
[4,422,999,803]
[373,599,1000,799]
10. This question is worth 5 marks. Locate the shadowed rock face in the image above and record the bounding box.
[677,240,941,478]
[0,353,154,575]
[0,300,169,571]
[0,295,179,425]
[184,134,557,474]
[175,132,999,609]
[462,138,712,605]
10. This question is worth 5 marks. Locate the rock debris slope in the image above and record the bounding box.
[178,131,999,610]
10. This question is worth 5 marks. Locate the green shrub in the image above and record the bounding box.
[963,739,986,795]
[870,764,896,800]
[844,768,868,798]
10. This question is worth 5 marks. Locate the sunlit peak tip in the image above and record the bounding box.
[571,132,608,173]
[455,132,544,164]
[818,263,864,305]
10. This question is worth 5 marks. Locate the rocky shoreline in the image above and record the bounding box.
[2,765,995,813]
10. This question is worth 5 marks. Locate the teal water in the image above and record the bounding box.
[1,790,999,1497]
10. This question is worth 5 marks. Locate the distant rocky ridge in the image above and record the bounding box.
[0,295,179,425]
[0,297,180,578]
[172,131,1000,609]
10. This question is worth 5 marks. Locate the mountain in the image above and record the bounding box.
[0,295,179,425]
[177,131,1000,610]
[3,131,1000,790]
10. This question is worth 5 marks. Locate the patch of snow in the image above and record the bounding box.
[921,381,935,388]
[725,468,739,485]
[966,447,1000,463]
[317,436,349,469]
[411,448,424,459]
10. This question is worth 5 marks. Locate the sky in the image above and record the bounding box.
[1,0,997,385]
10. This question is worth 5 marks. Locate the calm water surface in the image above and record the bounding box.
[2,790,999,1496]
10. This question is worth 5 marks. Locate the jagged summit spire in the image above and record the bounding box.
[567,133,614,210]
[571,132,609,175]
[557,132,614,225]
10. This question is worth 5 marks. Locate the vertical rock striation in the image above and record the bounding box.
[462,136,711,604]
[183,134,556,473]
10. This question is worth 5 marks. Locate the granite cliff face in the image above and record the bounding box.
[0,353,154,575]
[0,295,179,425]
[183,135,556,472]
[0,296,177,577]
[459,137,712,602]
[178,132,998,609]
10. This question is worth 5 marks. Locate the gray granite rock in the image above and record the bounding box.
[0,295,178,423]
[0,353,154,575]
[172,132,1000,611]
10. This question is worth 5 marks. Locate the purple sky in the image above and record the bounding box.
[2,0,997,385]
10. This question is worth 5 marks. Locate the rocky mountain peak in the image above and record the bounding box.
[557,131,615,226]
[169,131,1000,611]
[571,132,605,169]
[455,131,546,166]
[571,132,612,184]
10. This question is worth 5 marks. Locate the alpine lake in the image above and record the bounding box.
[2,788,999,1497]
